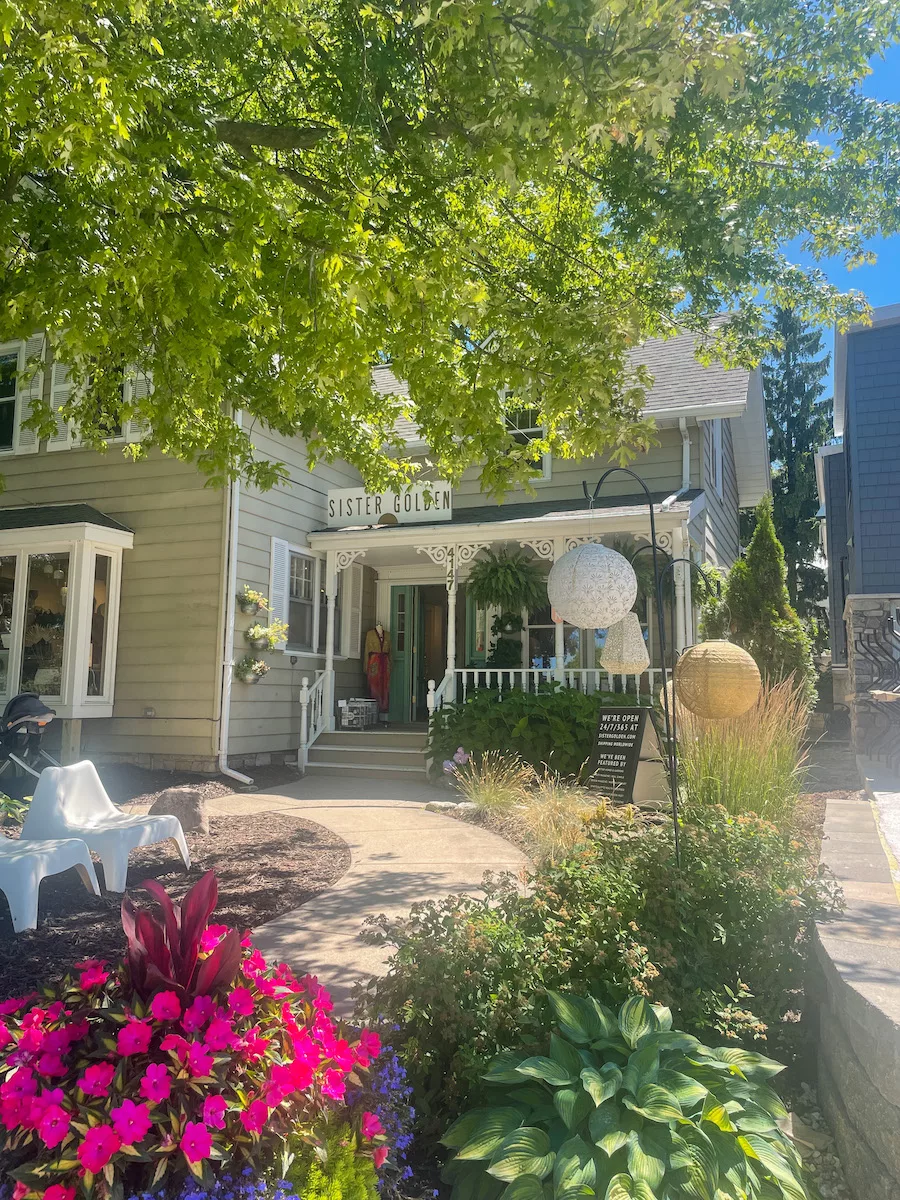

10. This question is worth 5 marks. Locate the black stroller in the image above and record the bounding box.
[0,693,60,797]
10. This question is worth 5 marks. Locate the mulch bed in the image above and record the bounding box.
[0,794,350,997]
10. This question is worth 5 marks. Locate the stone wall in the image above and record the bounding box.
[814,795,900,1200]
[844,594,900,771]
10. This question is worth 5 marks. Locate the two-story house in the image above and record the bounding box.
[0,327,767,782]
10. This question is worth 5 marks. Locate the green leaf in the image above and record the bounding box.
[457,1109,526,1160]
[657,1070,708,1110]
[734,1102,778,1134]
[551,1033,587,1078]
[604,1173,657,1200]
[702,1048,785,1081]
[589,1103,629,1155]
[650,1005,673,1031]
[740,1135,807,1200]
[445,1111,495,1149]
[548,991,608,1045]
[554,1135,598,1192]
[618,998,659,1049]
[622,1045,660,1098]
[700,1094,735,1133]
[516,1057,576,1087]
[500,1177,546,1200]
[626,1129,668,1190]
[488,1129,556,1183]
[653,1030,701,1052]
[581,1064,622,1107]
[554,1087,594,1132]
[625,1084,682,1123]
[670,1129,720,1200]
[484,1053,530,1084]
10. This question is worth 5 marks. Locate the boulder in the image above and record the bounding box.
[148,786,209,835]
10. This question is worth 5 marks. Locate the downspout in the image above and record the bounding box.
[217,422,255,788]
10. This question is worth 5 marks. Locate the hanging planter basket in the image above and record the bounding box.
[239,600,261,616]
[247,636,270,652]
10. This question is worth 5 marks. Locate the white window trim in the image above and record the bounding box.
[47,363,150,452]
[502,391,552,483]
[0,336,44,457]
[0,522,131,718]
[285,545,322,656]
[270,539,360,660]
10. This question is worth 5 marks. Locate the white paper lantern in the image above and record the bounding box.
[547,543,638,629]
[601,612,650,675]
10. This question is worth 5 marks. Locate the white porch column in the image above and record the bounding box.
[552,537,566,681]
[323,549,338,729]
[672,527,687,653]
[445,547,458,677]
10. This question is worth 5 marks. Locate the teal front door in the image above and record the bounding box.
[388,585,422,723]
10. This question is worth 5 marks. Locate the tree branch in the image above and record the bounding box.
[215,119,334,152]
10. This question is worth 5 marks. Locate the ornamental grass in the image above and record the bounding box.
[677,676,810,824]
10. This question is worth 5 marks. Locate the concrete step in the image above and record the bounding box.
[304,760,429,781]
[316,729,427,750]
[307,744,426,769]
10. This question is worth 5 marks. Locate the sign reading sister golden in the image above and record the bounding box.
[586,706,652,802]
[327,483,452,527]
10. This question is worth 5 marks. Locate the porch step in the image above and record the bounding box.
[304,761,429,781]
[307,744,427,770]
[315,729,427,750]
[304,726,429,779]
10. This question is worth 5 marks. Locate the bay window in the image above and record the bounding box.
[0,512,132,717]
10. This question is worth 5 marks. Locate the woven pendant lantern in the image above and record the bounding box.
[673,640,761,719]
[547,543,637,630]
[601,612,650,675]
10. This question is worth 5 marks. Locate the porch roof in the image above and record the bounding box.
[308,488,704,558]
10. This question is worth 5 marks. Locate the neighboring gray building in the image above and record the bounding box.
[817,302,900,667]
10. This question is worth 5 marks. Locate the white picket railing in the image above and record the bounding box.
[298,670,329,772]
[426,667,663,715]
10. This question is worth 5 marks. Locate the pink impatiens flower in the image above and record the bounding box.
[37,1103,70,1149]
[203,1015,235,1051]
[186,1042,214,1077]
[44,1185,76,1200]
[149,991,182,1022]
[355,1029,382,1066]
[117,1018,152,1057]
[202,1094,227,1129]
[200,924,230,953]
[75,960,109,991]
[182,995,214,1033]
[36,1053,67,1078]
[239,1099,268,1135]
[77,1062,115,1097]
[321,1068,346,1100]
[139,1062,171,1104]
[77,1124,121,1173]
[328,1038,355,1072]
[361,1112,384,1141]
[227,986,255,1017]
[180,1120,212,1163]
[110,1098,152,1145]
[373,1146,389,1169]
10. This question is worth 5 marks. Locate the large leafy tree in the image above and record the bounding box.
[2,0,899,492]
[762,309,833,616]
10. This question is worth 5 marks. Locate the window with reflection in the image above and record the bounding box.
[526,602,579,670]
[21,553,69,696]
[88,554,111,696]
[0,556,16,694]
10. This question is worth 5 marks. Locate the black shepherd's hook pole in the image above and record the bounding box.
[583,470,682,864]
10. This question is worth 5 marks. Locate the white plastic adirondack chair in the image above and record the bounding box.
[22,762,191,893]
[0,836,100,932]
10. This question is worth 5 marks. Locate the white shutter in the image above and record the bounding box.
[13,334,45,455]
[344,563,363,657]
[125,369,152,442]
[268,537,291,647]
[46,361,75,452]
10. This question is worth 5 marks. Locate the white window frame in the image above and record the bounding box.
[504,398,552,482]
[0,523,131,717]
[287,547,320,655]
[269,539,358,660]
[47,362,150,452]
[0,336,44,457]
[712,418,724,499]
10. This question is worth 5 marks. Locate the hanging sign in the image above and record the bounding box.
[586,706,662,803]
[327,483,453,528]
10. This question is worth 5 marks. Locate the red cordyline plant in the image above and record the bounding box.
[0,873,388,1200]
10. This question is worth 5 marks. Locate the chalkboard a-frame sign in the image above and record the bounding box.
[585,706,651,803]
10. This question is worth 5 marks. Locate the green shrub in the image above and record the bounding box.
[288,1126,378,1200]
[429,686,643,778]
[678,678,810,823]
[359,805,840,1129]
[440,992,812,1200]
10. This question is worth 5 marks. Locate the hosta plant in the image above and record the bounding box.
[440,992,811,1200]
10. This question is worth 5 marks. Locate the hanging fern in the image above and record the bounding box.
[466,548,547,612]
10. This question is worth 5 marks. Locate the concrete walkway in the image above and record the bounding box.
[207,775,526,1013]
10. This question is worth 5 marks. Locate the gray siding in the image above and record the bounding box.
[846,322,900,594]
[697,418,740,568]
[228,431,370,762]
[823,449,849,665]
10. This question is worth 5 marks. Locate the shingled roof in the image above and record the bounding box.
[373,327,751,446]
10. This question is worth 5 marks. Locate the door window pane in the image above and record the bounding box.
[395,592,406,652]
[88,554,111,696]
[0,352,17,451]
[0,556,16,694]
[22,553,69,696]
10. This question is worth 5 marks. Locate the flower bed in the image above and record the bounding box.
[0,873,409,1199]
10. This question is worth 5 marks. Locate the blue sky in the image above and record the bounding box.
[787,44,900,391]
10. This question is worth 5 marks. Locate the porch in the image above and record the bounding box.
[299,489,705,767]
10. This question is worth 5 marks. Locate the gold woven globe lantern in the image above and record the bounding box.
[673,640,761,720]
[601,612,650,675]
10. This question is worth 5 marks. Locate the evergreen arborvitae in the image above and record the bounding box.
[702,495,817,708]
[761,309,833,617]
